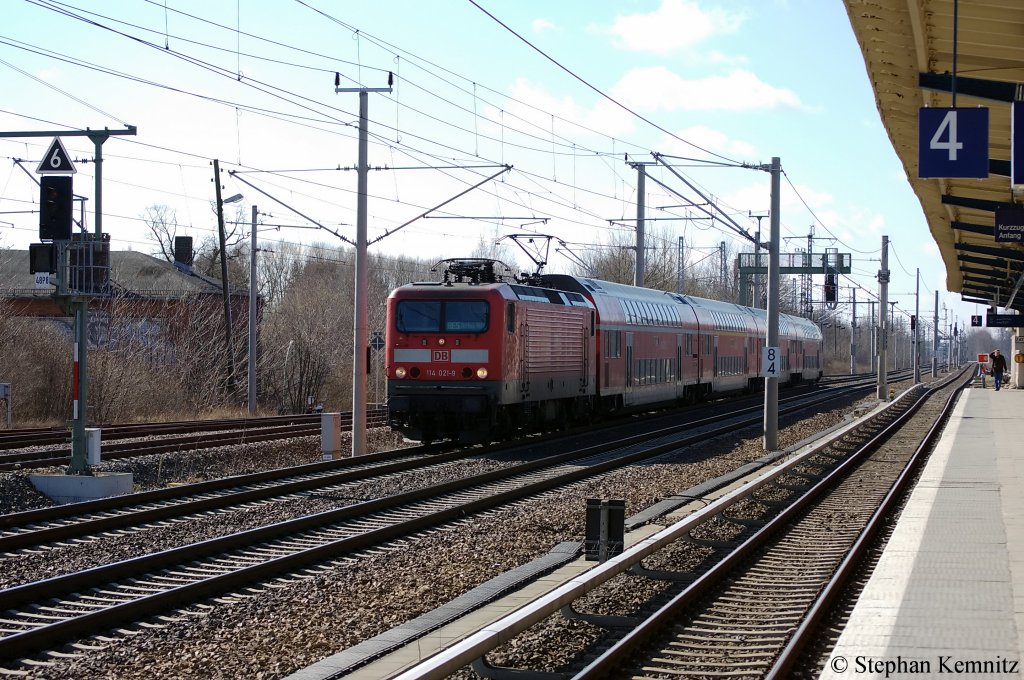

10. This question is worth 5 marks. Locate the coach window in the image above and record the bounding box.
[506,302,515,333]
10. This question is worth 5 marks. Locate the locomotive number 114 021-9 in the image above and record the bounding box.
[426,368,458,378]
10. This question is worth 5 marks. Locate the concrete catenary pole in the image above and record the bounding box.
[353,90,370,456]
[914,268,921,383]
[932,291,939,377]
[850,287,857,375]
[764,157,781,451]
[877,235,889,399]
[635,164,646,288]
[335,81,391,456]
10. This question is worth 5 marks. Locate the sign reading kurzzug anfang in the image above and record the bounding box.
[995,205,1024,243]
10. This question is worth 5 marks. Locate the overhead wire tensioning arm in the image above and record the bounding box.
[368,165,511,245]
[228,170,355,245]
[651,152,755,243]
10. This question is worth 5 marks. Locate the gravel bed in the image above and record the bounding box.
[0,471,52,514]
[5,375,956,678]
[6,395,872,679]
[0,428,412,517]
[0,457,513,589]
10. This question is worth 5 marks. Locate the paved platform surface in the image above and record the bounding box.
[822,385,1024,679]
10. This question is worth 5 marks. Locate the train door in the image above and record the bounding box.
[507,302,523,397]
[520,310,530,397]
[580,319,590,391]
[625,332,634,396]
[713,335,719,377]
[676,334,683,385]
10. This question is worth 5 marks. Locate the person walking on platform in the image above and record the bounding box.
[991,349,1008,391]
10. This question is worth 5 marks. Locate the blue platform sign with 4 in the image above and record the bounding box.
[918,107,989,179]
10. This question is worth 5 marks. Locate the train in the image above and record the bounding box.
[386,259,823,443]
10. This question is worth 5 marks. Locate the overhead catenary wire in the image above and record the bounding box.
[1,0,947,315]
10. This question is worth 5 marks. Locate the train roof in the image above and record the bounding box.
[541,274,823,339]
[389,280,593,308]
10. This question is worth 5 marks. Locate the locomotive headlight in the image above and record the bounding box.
[476,367,488,379]
[437,338,446,346]
[395,367,407,379]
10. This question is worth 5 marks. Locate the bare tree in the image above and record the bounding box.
[572,225,680,291]
[259,245,352,413]
[142,205,179,263]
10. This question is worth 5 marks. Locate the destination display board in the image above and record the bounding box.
[986,313,1024,328]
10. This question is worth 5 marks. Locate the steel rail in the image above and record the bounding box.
[0,449,451,553]
[0,410,387,451]
[0,381,869,554]
[0,378,867,534]
[0,381,879,663]
[765,371,972,678]
[569,368,970,679]
[0,412,389,471]
[386,369,964,680]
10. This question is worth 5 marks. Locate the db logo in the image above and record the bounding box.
[432,350,450,362]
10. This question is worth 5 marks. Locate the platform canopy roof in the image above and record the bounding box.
[844,0,1024,311]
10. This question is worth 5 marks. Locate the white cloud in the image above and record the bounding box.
[531,18,557,33]
[611,67,802,112]
[603,0,744,55]
[659,125,756,159]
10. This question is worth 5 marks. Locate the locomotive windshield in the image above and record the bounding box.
[396,300,489,333]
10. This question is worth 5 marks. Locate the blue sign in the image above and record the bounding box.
[370,332,385,351]
[987,314,1024,328]
[918,107,989,179]
[1013,102,1024,187]
[995,205,1024,243]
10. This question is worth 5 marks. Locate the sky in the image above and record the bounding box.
[0,0,986,334]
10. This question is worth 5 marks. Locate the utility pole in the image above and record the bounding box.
[248,204,258,416]
[851,287,857,375]
[877,235,889,399]
[890,301,897,371]
[213,159,242,399]
[914,268,920,383]
[764,157,781,451]
[719,241,727,290]
[944,306,950,369]
[336,80,392,457]
[635,163,646,288]
[932,291,939,377]
[676,236,685,295]
[750,212,767,308]
[869,302,876,371]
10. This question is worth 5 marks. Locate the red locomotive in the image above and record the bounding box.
[386,259,822,443]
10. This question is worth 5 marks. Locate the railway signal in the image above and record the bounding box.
[39,176,73,241]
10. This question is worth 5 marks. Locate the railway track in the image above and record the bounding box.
[0,376,884,666]
[574,369,969,679]
[0,413,322,449]
[0,409,388,471]
[381,367,970,680]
